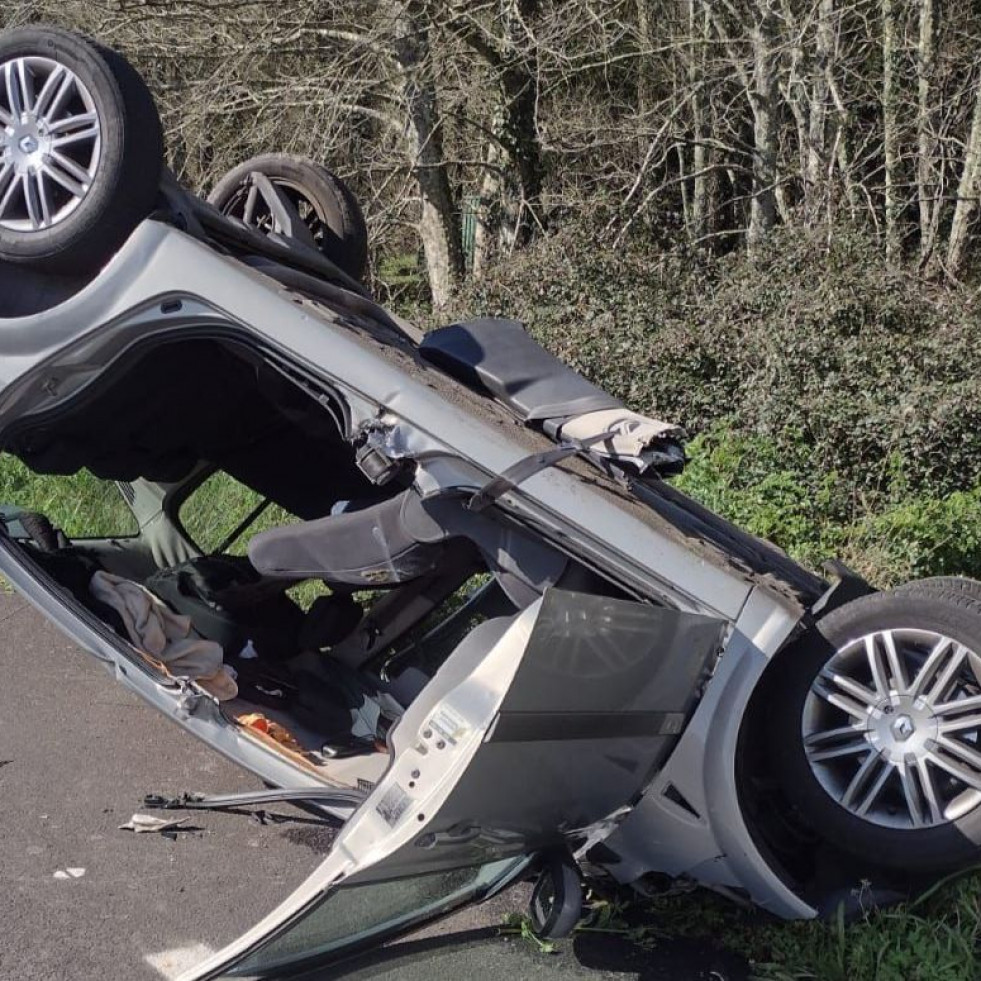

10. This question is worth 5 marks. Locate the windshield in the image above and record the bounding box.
[224,858,524,978]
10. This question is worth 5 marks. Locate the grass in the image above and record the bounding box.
[630,878,981,981]
[0,455,138,538]
[5,452,981,979]
[505,875,981,981]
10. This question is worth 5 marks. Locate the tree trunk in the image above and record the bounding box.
[390,0,463,307]
[472,139,502,279]
[689,0,709,240]
[946,74,981,277]
[748,8,778,249]
[882,0,901,260]
[805,0,835,225]
[498,0,544,245]
[916,0,938,265]
[637,0,655,163]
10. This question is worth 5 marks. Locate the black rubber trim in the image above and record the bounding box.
[489,710,685,743]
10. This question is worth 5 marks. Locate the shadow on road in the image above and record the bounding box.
[290,925,749,981]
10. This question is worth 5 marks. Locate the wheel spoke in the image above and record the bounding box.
[805,724,867,746]
[927,743,981,793]
[33,64,68,120]
[908,636,952,698]
[806,734,870,763]
[865,634,890,696]
[47,112,98,137]
[813,679,874,723]
[882,630,909,693]
[821,667,878,707]
[0,105,11,127]
[926,644,968,704]
[44,151,92,195]
[40,158,84,199]
[242,181,259,224]
[52,124,99,149]
[938,712,981,734]
[935,734,981,772]
[5,59,29,118]
[897,753,930,828]
[916,757,945,825]
[842,751,892,815]
[22,172,42,229]
[934,693,981,717]
[35,171,52,227]
[0,162,20,216]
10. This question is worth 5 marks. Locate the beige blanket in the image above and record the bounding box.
[90,570,238,701]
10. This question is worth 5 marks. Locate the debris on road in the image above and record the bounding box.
[119,814,190,834]
[53,867,86,879]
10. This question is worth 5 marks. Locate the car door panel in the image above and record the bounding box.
[183,590,725,980]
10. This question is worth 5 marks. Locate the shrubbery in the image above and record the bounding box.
[450,224,981,584]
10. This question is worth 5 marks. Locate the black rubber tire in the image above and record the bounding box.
[768,588,981,874]
[894,576,981,604]
[0,26,163,273]
[208,153,368,281]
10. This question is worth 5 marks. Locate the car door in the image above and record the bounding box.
[182,589,725,980]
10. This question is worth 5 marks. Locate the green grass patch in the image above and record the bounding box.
[0,454,137,538]
[674,426,981,587]
[640,874,981,981]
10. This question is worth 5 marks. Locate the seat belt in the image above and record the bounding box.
[467,428,619,513]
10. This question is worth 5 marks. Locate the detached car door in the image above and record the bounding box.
[184,590,725,980]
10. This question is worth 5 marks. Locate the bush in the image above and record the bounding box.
[674,426,981,587]
[451,224,981,506]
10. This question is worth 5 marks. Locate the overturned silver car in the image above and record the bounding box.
[3,25,981,981]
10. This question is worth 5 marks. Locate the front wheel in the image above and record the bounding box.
[769,589,981,874]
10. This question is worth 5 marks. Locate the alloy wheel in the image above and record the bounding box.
[0,55,102,232]
[802,628,981,829]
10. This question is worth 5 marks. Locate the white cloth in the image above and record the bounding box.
[558,408,683,458]
[90,570,238,701]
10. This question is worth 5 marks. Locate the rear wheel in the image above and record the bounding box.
[770,589,981,873]
[208,154,368,282]
[0,25,163,272]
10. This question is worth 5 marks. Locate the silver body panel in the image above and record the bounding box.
[0,219,820,924]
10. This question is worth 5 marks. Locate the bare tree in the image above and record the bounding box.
[881,0,901,260]
[946,69,981,276]
[386,0,463,306]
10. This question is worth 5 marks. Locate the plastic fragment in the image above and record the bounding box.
[53,867,86,879]
[119,813,190,834]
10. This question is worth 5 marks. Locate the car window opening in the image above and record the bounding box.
[0,335,626,799]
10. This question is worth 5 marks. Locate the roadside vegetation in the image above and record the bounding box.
[6,225,981,979]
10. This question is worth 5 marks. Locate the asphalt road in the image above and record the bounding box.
[0,591,746,981]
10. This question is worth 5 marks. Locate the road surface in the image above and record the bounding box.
[0,591,745,981]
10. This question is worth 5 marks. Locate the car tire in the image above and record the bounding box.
[894,576,981,604]
[208,154,369,282]
[0,25,163,272]
[769,588,981,874]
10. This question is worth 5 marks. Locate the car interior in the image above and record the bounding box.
[0,332,629,795]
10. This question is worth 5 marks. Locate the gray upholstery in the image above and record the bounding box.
[248,490,441,586]
[248,487,568,608]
